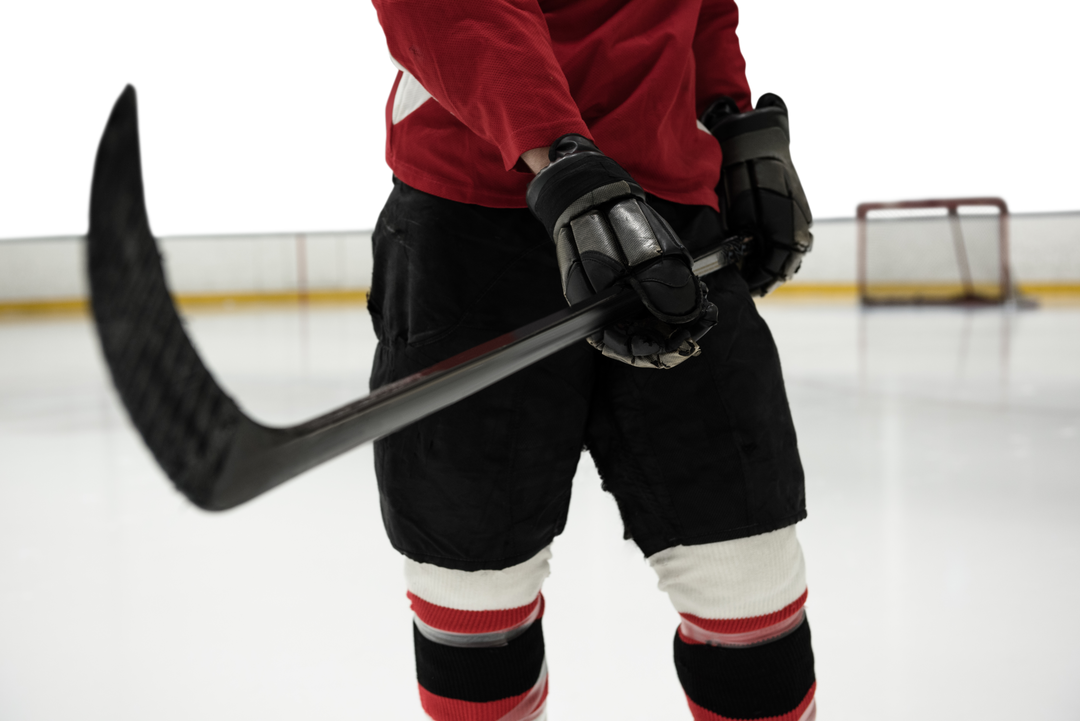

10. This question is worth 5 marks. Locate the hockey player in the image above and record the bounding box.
[368,1,815,719]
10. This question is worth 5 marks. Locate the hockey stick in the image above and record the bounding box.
[88,85,747,511]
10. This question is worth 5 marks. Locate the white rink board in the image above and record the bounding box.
[0,231,373,302]
[2,212,1080,303]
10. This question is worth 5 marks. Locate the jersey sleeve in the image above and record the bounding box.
[693,0,753,116]
[372,0,592,171]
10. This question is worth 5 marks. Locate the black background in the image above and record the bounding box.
[4,4,1075,232]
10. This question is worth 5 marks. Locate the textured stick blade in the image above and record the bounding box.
[87,85,246,509]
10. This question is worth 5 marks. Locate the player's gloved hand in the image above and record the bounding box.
[526,134,717,369]
[701,93,813,296]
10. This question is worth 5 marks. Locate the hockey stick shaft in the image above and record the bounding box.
[214,240,743,509]
[217,287,639,506]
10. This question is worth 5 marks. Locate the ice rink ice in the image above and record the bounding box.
[1,301,1078,720]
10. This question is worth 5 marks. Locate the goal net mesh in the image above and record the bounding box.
[857,198,1010,305]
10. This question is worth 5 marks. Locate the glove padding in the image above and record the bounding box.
[701,93,813,296]
[526,135,717,369]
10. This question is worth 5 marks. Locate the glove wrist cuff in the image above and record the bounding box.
[527,148,644,239]
[547,134,602,163]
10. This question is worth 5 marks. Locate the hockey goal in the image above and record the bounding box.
[857,197,1011,305]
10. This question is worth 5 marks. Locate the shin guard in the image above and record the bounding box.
[414,620,548,721]
[674,617,816,721]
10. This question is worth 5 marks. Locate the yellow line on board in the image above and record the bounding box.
[764,282,1080,303]
[174,289,370,308]
[1018,283,1080,296]
[0,299,89,315]
[863,282,1005,298]
[0,289,370,317]
[5,283,1080,318]
[766,284,857,297]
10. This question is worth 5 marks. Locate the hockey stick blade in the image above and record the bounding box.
[88,85,746,511]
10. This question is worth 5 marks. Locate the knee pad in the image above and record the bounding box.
[405,545,551,647]
[649,525,807,646]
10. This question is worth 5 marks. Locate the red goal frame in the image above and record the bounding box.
[856,197,1011,305]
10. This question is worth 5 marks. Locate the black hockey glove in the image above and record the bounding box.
[526,135,718,369]
[701,93,813,296]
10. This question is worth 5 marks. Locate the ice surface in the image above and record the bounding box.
[1,302,1078,720]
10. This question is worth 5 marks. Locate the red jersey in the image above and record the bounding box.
[372,0,751,210]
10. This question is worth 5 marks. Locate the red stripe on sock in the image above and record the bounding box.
[680,589,808,635]
[418,678,549,721]
[408,592,545,634]
[686,682,816,721]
